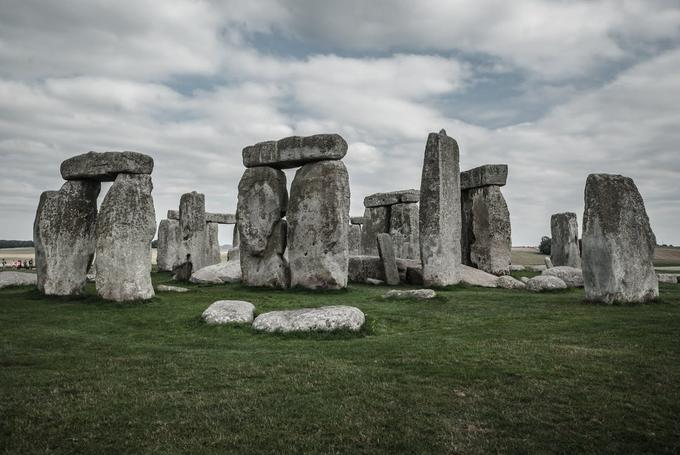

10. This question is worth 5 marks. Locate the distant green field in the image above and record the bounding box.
[1,273,679,454]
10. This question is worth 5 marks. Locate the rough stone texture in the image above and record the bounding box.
[190,261,241,284]
[156,219,180,272]
[460,164,508,190]
[253,306,364,333]
[582,174,658,303]
[227,247,240,262]
[205,212,236,224]
[95,174,156,301]
[520,276,530,284]
[347,255,420,284]
[544,257,553,269]
[350,216,365,225]
[526,275,568,292]
[383,289,437,300]
[205,223,221,266]
[202,300,255,325]
[178,192,209,272]
[543,266,584,287]
[61,151,153,181]
[34,180,99,295]
[496,275,526,289]
[419,130,461,286]
[550,212,582,268]
[363,189,420,208]
[377,233,400,285]
[360,206,389,256]
[172,261,193,282]
[237,167,289,288]
[243,134,347,169]
[0,271,37,289]
[460,185,511,275]
[167,209,179,220]
[348,224,362,256]
[288,160,350,289]
[527,265,548,272]
[366,278,384,285]
[390,202,420,260]
[510,265,526,271]
[232,223,240,247]
[657,273,680,284]
[157,284,189,293]
[460,264,498,288]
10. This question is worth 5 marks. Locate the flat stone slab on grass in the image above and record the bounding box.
[657,273,680,284]
[509,265,526,271]
[543,266,584,287]
[526,275,567,292]
[0,272,37,288]
[363,189,420,208]
[190,261,241,284]
[252,306,364,333]
[496,275,526,289]
[61,151,153,181]
[243,134,347,169]
[202,300,255,325]
[383,289,437,300]
[157,284,189,293]
[461,265,498,288]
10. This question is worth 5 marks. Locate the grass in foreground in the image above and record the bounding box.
[1,273,680,454]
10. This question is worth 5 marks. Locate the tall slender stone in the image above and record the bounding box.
[389,202,420,259]
[419,130,461,286]
[582,174,658,303]
[178,192,208,271]
[96,174,156,301]
[348,224,362,255]
[33,181,100,295]
[205,222,221,266]
[157,219,180,272]
[377,233,400,285]
[550,212,581,268]
[361,206,389,255]
[288,160,350,289]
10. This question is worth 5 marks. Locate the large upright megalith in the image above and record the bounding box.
[419,130,461,286]
[288,160,350,289]
[157,219,180,272]
[360,189,420,258]
[179,192,208,272]
[96,174,156,301]
[237,167,289,288]
[582,174,658,303]
[551,212,581,268]
[361,206,389,256]
[33,180,100,295]
[389,202,420,260]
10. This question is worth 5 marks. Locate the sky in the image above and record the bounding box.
[1,0,679,246]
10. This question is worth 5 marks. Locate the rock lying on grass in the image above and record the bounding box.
[157,284,189,293]
[520,277,530,284]
[0,272,37,289]
[657,273,680,284]
[526,275,568,292]
[509,265,526,272]
[366,278,384,285]
[383,289,437,300]
[460,265,498,288]
[190,261,241,284]
[202,300,255,325]
[542,266,584,288]
[527,265,548,272]
[496,275,526,289]
[252,306,364,333]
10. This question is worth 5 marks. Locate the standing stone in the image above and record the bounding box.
[389,202,420,259]
[288,160,350,289]
[361,206,389,255]
[205,222,221,266]
[349,224,362,255]
[377,233,400,285]
[33,181,100,295]
[156,219,180,272]
[582,174,658,303]
[237,167,289,288]
[550,212,581,268]
[179,192,208,272]
[96,174,156,301]
[419,130,461,286]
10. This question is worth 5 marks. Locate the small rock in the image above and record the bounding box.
[509,265,525,272]
[496,275,526,289]
[520,276,530,284]
[202,300,255,325]
[657,273,680,284]
[543,266,584,287]
[366,278,384,285]
[526,275,567,292]
[383,289,437,299]
[544,257,553,269]
[0,271,37,289]
[157,284,189,293]
[461,264,498,288]
[252,306,364,333]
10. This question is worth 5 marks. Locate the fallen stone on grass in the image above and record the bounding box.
[252,306,364,333]
[527,265,548,272]
[0,271,37,289]
[657,273,680,284]
[366,278,384,285]
[542,266,584,287]
[383,289,437,300]
[509,265,526,272]
[157,284,189,293]
[526,275,568,292]
[496,275,526,289]
[461,265,498,288]
[190,261,241,284]
[202,300,255,325]
[520,276,530,284]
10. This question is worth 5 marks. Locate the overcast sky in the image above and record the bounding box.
[1,0,679,246]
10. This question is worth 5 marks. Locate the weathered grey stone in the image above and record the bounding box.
[232,222,240,247]
[190,260,241,284]
[527,265,548,272]
[544,257,553,269]
[363,189,419,208]
[390,202,420,260]
[237,167,289,288]
[347,255,420,284]
[227,247,240,262]
[526,275,567,292]
[157,284,189,293]
[520,276,530,284]
[95,174,156,301]
[205,223,221,266]
[582,174,658,303]
[460,164,508,190]
[377,233,400,286]
[156,219,180,272]
[510,265,526,272]
[383,289,437,300]
[167,209,179,220]
[33,180,99,295]
[288,160,350,289]
[461,264,498,288]
[542,266,584,287]
[419,130,461,286]
[252,306,364,333]
[496,275,526,289]
[205,213,236,224]
[172,261,193,282]
[61,151,153,181]
[360,206,389,256]
[366,278,384,285]
[348,224,362,256]
[657,273,680,284]
[202,300,255,325]
[350,216,365,225]
[0,271,37,289]
[243,134,347,169]
[178,192,209,272]
[550,212,581,268]
[460,185,511,275]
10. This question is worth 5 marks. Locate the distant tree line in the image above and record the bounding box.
[0,240,34,248]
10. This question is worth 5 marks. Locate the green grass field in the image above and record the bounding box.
[2,273,680,454]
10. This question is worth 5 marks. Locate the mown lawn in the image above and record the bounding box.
[1,273,680,454]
